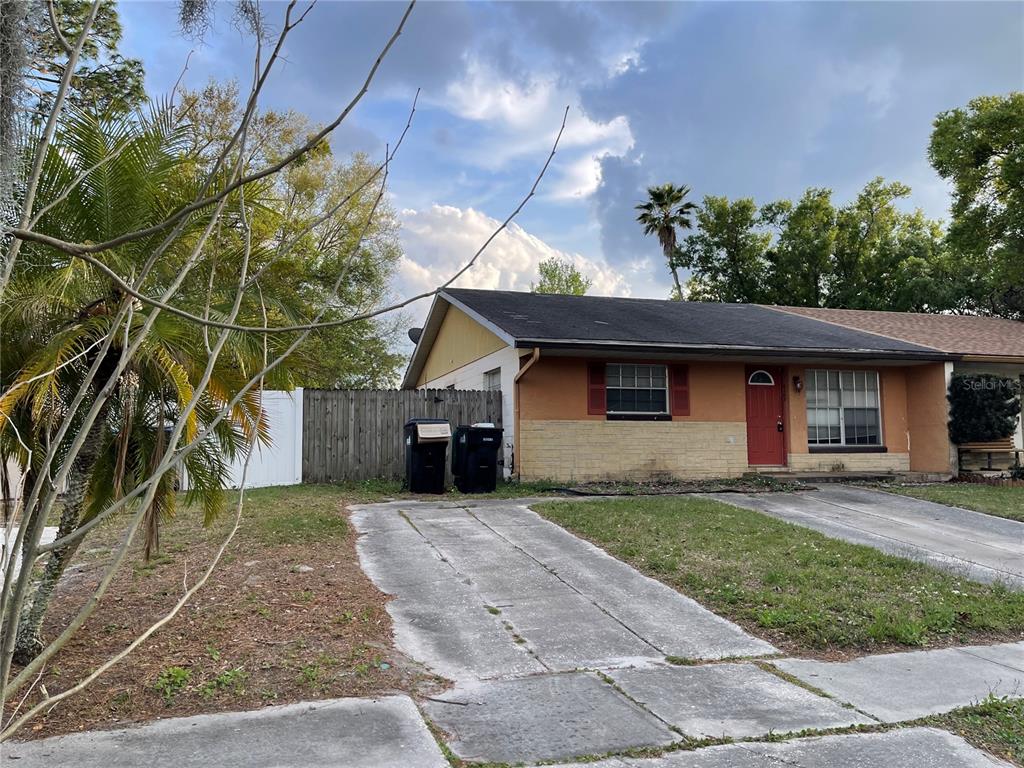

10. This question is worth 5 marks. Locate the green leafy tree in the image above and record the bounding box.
[1,107,276,662]
[531,257,592,295]
[762,188,836,307]
[635,183,696,298]
[675,179,950,310]
[826,178,949,311]
[930,93,1024,319]
[24,0,145,118]
[678,196,771,303]
[947,374,1022,445]
[177,82,405,387]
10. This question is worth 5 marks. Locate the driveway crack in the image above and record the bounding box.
[463,504,666,657]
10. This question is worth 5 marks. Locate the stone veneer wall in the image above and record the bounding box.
[786,452,911,473]
[517,420,748,482]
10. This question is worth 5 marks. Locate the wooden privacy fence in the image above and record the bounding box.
[302,389,503,483]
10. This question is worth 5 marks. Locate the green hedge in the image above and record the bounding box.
[947,373,1021,445]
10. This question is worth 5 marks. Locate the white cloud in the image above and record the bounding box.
[439,59,634,199]
[394,204,630,322]
[820,49,903,118]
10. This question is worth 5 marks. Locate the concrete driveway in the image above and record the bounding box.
[348,497,1014,765]
[710,485,1024,589]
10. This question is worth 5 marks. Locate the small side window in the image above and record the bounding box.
[483,368,501,391]
[748,370,774,386]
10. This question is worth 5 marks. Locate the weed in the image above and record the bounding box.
[299,664,321,687]
[200,668,248,699]
[154,666,191,705]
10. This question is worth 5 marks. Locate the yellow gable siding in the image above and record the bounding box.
[417,306,507,386]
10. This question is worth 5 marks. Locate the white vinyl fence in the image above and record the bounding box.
[183,388,303,491]
[2,390,304,502]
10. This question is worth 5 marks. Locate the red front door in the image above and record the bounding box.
[745,367,785,466]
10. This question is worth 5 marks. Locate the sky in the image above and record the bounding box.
[118,1,1024,323]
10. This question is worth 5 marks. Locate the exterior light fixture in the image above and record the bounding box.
[793,375,803,393]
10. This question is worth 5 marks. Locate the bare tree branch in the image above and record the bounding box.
[4,0,416,259]
[8,103,568,335]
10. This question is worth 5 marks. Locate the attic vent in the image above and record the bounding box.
[594,320,609,325]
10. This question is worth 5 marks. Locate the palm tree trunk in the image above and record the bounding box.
[12,419,104,665]
[666,247,683,299]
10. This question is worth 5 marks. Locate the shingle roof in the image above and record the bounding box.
[442,289,942,356]
[771,306,1024,359]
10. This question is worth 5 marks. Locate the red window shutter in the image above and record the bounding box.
[587,362,606,415]
[670,365,690,416]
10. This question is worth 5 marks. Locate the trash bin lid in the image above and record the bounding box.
[415,422,451,441]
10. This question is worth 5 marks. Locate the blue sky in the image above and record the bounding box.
[118,1,1023,317]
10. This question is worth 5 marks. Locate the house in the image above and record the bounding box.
[402,289,1024,482]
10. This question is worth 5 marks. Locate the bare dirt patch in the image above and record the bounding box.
[7,485,445,738]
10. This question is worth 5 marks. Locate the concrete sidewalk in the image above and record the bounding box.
[351,498,1021,765]
[2,695,448,768]
[774,641,1024,722]
[543,728,1013,767]
[710,485,1024,588]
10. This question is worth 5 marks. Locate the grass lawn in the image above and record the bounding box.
[883,483,1024,522]
[925,696,1024,766]
[534,496,1024,656]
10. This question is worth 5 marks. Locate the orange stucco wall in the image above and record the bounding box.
[906,362,954,473]
[517,357,747,421]
[517,357,950,476]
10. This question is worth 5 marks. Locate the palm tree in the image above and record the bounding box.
[635,183,697,298]
[1,106,278,662]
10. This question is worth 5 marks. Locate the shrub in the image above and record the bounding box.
[948,374,1021,445]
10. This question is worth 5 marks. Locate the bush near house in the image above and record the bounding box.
[948,373,1021,445]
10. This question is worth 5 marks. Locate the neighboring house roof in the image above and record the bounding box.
[771,306,1024,359]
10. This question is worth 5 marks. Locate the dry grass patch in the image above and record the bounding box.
[7,485,444,738]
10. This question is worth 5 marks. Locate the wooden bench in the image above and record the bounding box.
[959,438,1023,471]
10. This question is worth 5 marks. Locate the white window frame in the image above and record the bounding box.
[806,369,883,447]
[748,370,775,386]
[605,363,669,415]
[483,368,501,392]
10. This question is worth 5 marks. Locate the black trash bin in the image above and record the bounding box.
[452,424,503,493]
[404,418,451,494]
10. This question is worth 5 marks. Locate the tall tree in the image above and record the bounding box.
[929,93,1024,319]
[678,196,771,303]
[762,188,836,307]
[23,0,145,118]
[531,257,592,295]
[827,178,948,311]
[635,183,696,298]
[177,81,406,388]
